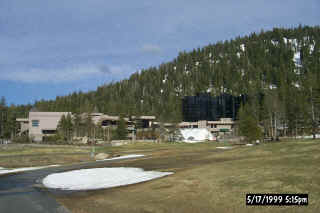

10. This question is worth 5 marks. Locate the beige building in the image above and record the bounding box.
[17,112,70,142]
[178,118,235,136]
[17,110,233,141]
[29,112,71,141]
[17,111,156,142]
[84,113,156,129]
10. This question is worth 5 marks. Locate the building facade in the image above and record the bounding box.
[28,112,70,142]
[17,112,156,142]
[178,118,235,137]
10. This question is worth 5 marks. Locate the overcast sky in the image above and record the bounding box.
[1,0,319,105]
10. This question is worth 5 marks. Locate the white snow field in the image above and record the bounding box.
[0,165,59,175]
[42,167,173,190]
[179,128,215,143]
[96,154,145,162]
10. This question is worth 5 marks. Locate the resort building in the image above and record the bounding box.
[16,111,156,142]
[20,112,70,142]
[178,118,235,137]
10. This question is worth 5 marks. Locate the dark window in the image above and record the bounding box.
[42,130,56,134]
[102,120,117,126]
[101,120,110,126]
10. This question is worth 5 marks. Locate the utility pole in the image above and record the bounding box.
[0,110,7,143]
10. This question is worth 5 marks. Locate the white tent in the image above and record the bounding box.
[176,128,215,143]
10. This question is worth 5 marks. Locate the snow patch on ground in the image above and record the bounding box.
[0,165,60,175]
[296,134,320,139]
[96,154,145,162]
[216,146,233,149]
[42,167,173,190]
[179,128,215,143]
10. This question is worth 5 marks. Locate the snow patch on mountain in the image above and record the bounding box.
[293,52,302,67]
[240,44,245,52]
[271,40,279,46]
[162,74,168,83]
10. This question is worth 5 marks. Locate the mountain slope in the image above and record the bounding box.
[33,26,320,130]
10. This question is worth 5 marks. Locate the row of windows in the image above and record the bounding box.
[32,120,39,127]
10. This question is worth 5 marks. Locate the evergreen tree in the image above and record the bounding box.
[238,104,262,142]
[73,112,82,137]
[84,113,95,138]
[57,113,73,142]
[114,116,127,140]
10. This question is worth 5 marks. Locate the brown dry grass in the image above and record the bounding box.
[53,140,320,213]
[0,144,92,168]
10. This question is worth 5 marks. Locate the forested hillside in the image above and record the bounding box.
[1,25,320,138]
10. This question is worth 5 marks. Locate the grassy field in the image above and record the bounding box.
[0,144,92,168]
[51,140,320,213]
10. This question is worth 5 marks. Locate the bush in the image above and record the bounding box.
[12,135,31,143]
[136,129,158,140]
[42,134,66,144]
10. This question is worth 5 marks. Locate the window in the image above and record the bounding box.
[101,120,110,126]
[32,120,39,127]
[42,130,56,134]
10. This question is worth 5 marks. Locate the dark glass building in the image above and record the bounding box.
[182,93,245,122]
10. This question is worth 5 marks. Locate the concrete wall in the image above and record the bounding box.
[29,112,70,141]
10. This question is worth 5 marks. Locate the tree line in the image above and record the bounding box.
[52,113,128,143]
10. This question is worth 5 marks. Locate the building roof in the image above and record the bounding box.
[29,112,71,117]
[130,116,156,120]
[16,118,28,122]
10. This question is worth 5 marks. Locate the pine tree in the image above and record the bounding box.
[238,104,262,142]
[73,112,82,137]
[114,116,127,140]
[57,114,73,142]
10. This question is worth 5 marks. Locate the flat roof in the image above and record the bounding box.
[16,118,28,122]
